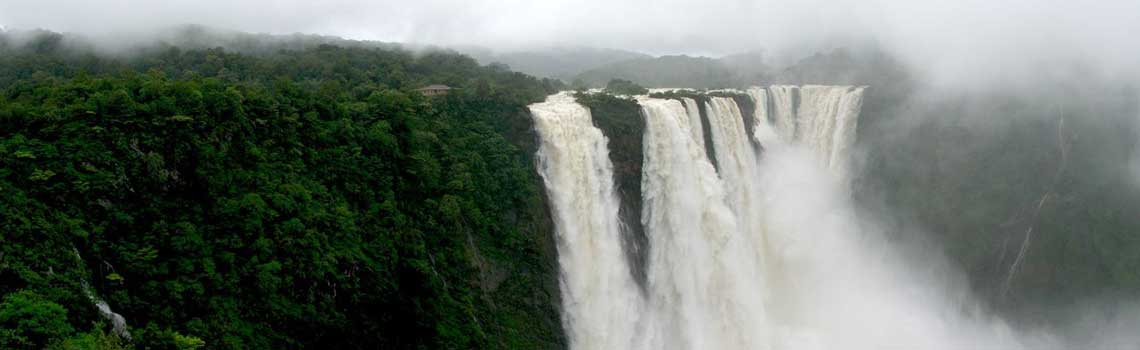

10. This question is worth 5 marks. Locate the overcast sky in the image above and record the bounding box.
[2,0,1138,87]
[2,0,1139,179]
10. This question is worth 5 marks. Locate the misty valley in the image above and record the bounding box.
[1,11,1139,350]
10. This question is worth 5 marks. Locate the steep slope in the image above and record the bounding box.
[0,29,566,349]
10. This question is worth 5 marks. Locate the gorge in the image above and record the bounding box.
[531,86,1045,349]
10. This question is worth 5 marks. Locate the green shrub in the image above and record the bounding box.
[0,290,74,348]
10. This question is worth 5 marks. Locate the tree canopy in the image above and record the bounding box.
[0,29,565,349]
[603,79,648,95]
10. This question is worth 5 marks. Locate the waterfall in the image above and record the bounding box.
[531,86,1027,350]
[529,92,644,350]
[758,85,865,171]
[796,85,865,172]
[768,85,799,142]
[703,97,771,264]
[680,97,706,153]
[71,248,131,340]
[639,98,769,350]
[746,87,780,146]
[90,296,130,340]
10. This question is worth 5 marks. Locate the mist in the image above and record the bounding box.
[1133,107,1140,187]
[4,0,1139,88]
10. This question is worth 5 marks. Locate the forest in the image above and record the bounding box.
[0,29,566,349]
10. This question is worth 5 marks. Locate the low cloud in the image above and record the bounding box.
[2,0,1138,89]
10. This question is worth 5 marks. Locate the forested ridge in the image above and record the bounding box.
[0,29,566,349]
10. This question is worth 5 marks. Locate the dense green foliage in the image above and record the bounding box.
[0,30,565,349]
[0,290,74,347]
[603,79,648,96]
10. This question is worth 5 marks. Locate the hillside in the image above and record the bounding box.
[0,29,565,349]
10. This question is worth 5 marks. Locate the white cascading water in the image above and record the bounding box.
[71,248,131,340]
[761,85,865,172]
[531,86,1035,350]
[529,92,645,350]
[746,87,781,146]
[89,292,131,340]
[680,97,706,151]
[638,97,769,350]
[745,85,1028,349]
[797,85,865,173]
[703,97,772,269]
[767,85,800,142]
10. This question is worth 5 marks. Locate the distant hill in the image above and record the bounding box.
[770,48,879,85]
[567,47,911,90]
[573,55,744,88]
[16,24,406,56]
[465,47,651,80]
[717,50,771,81]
